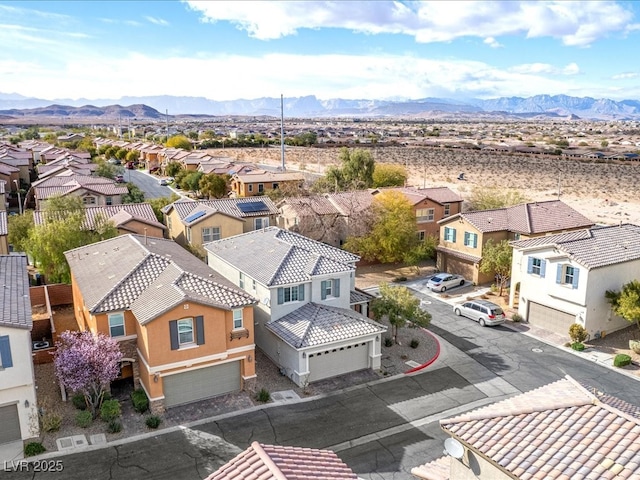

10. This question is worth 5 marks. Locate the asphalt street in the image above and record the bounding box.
[126,169,175,199]
[3,290,640,479]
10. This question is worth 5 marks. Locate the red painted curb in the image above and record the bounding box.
[404,327,441,374]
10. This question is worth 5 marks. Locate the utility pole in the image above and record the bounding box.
[280,94,285,171]
[165,109,169,144]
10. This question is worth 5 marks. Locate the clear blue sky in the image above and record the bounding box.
[1,1,639,102]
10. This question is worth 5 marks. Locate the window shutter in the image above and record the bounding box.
[540,260,546,278]
[473,234,478,248]
[321,280,327,300]
[527,257,533,274]
[556,264,563,284]
[277,288,284,305]
[464,232,469,245]
[196,316,205,345]
[0,336,12,368]
[572,268,580,289]
[334,279,340,297]
[452,229,456,243]
[298,284,305,301]
[169,320,179,350]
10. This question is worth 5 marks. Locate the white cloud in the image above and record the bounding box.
[483,37,502,48]
[185,0,635,46]
[509,62,580,76]
[145,16,169,26]
[612,72,639,80]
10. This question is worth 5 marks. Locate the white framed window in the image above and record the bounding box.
[202,226,220,243]
[321,279,341,300]
[178,318,194,345]
[82,196,96,205]
[444,227,456,242]
[417,231,426,241]
[528,257,546,277]
[254,217,269,229]
[233,309,243,329]
[106,196,113,206]
[277,285,305,304]
[252,279,257,291]
[108,313,125,337]
[556,264,579,289]
[239,272,245,288]
[272,183,279,189]
[186,227,191,242]
[444,203,451,216]
[464,232,478,248]
[258,183,264,193]
[248,184,253,192]
[416,208,435,222]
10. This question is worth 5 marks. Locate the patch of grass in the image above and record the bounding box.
[614,353,632,367]
[75,410,93,428]
[571,342,585,351]
[24,442,46,457]
[100,399,121,423]
[107,419,122,433]
[40,410,62,433]
[131,389,149,414]
[256,388,271,403]
[72,393,87,410]
[145,415,162,429]
[384,337,393,347]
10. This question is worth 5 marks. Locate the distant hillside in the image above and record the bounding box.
[1,93,640,120]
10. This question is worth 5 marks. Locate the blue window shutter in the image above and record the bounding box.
[334,279,340,298]
[195,316,205,345]
[277,288,284,305]
[527,257,533,274]
[572,268,580,289]
[473,234,478,248]
[169,320,179,350]
[540,260,546,278]
[464,232,469,245]
[298,284,305,301]
[556,265,563,284]
[0,336,12,368]
[321,281,327,300]
[452,229,456,243]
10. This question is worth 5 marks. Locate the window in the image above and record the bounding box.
[258,183,264,193]
[177,319,194,345]
[186,227,191,242]
[277,285,305,304]
[527,257,546,277]
[108,313,125,337]
[444,227,457,242]
[252,279,257,292]
[167,216,172,230]
[248,184,253,193]
[202,227,221,243]
[513,233,521,241]
[254,217,269,229]
[556,264,580,289]
[0,335,12,368]
[239,272,245,289]
[82,196,96,205]
[416,208,435,222]
[321,279,341,300]
[464,231,478,248]
[444,203,451,217]
[417,231,426,241]
[272,183,279,189]
[233,309,243,329]
[106,196,113,206]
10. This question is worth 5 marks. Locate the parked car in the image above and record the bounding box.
[115,174,125,183]
[427,273,466,292]
[453,299,505,327]
[125,162,135,169]
[159,177,173,186]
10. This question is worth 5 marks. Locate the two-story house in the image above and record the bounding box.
[162,196,278,253]
[204,227,386,387]
[0,255,38,461]
[437,200,594,285]
[230,170,305,197]
[509,223,640,336]
[64,234,257,412]
[29,172,128,210]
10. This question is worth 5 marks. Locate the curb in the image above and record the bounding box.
[404,328,441,374]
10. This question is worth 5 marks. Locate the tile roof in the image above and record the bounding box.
[326,190,374,215]
[374,186,463,205]
[0,254,32,329]
[205,441,358,480]
[444,200,594,234]
[163,196,278,223]
[266,302,386,348]
[34,203,165,231]
[64,235,255,323]
[512,224,640,269]
[0,211,7,236]
[350,288,374,304]
[233,169,305,183]
[411,455,451,480]
[204,227,359,286]
[281,196,340,216]
[439,376,640,480]
[33,173,128,199]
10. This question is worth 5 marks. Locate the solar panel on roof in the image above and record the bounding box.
[184,210,206,223]
[237,201,268,213]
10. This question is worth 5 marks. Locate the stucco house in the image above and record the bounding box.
[230,170,305,197]
[412,375,640,480]
[162,196,278,252]
[0,211,7,254]
[204,227,385,387]
[29,172,128,210]
[509,223,640,337]
[437,200,594,285]
[0,255,38,461]
[64,234,257,412]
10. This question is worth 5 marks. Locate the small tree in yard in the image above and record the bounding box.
[372,283,431,345]
[606,280,640,331]
[479,239,512,296]
[53,331,122,419]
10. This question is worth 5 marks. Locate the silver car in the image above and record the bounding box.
[427,273,466,292]
[453,299,505,327]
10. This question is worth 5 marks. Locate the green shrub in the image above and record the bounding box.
[392,276,407,283]
[511,313,523,323]
[131,389,149,413]
[410,338,420,349]
[75,410,93,428]
[571,342,585,351]
[614,354,632,367]
[145,415,162,429]
[41,411,62,433]
[256,388,271,403]
[107,419,122,433]
[384,337,393,347]
[24,442,46,457]
[72,393,87,410]
[568,323,588,343]
[489,283,498,293]
[100,399,121,422]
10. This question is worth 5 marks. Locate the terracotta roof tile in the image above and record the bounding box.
[0,254,31,329]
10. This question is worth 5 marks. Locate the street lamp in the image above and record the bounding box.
[13,179,22,215]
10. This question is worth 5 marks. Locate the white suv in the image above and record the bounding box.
[453,299,505,327]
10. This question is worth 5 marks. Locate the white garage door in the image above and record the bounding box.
[0,404,21,445]
[163,361,241,409]
[308,342,369,383]
[527,302,575,335]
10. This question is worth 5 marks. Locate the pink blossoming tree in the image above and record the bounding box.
[53,330,123,418]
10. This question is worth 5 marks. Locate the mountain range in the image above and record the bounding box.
[1,93,640,120]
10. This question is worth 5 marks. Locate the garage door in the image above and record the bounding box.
[446,257,475,283]
[0,404,21,445]
[308,342,369,383]
[527,302,575,335]
[163,361,241,409]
